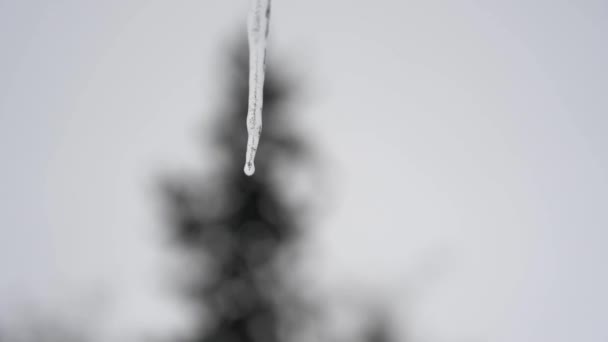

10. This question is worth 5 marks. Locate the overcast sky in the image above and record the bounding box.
[1,1,607,341]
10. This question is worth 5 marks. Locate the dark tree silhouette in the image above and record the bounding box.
[161,36,403,342]
[161,38,311,342]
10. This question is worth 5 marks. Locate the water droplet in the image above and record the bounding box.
[244,161,256,176]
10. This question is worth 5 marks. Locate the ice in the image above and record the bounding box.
[244,0,271,176]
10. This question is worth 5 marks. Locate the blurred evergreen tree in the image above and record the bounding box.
[161,37,398,342]
[162,39,310,342]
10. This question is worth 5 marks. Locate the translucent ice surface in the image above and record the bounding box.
[244,0,271,176]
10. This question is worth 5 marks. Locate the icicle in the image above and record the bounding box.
[244,0,271,176]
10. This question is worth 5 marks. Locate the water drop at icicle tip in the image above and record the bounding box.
[243,0,271,176]
[244,161,255,176]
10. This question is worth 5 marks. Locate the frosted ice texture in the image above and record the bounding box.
[244,0,271,176]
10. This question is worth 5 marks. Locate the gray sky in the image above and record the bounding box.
[1,1,607,341]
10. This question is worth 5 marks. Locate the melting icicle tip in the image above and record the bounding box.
[243,0,271,176]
